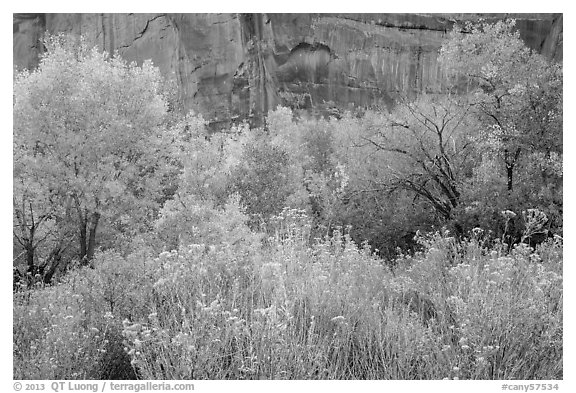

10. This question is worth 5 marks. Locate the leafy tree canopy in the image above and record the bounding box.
[14,34,176,275]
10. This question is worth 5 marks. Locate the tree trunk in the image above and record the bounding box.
[25,242,35,274]
[506,164,514,192]
[43,245,63,284]
[79,216,88,262]
[86,212,100,261]
[504,148,521,192]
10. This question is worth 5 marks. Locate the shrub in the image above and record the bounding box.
[15,213,562,380]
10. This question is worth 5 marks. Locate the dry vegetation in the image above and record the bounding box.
[14,208,563,379]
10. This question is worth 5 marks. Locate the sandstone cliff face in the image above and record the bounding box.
[13,13,563,129]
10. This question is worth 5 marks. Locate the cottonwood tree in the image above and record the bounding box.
[439,19,563,234]
[356,95,477,223]
[153,115,267,251]
[13,160,76,282]
[13,34,175,273]
[267,108,346,231]
[440,19,562,193]
[230,130,309,227]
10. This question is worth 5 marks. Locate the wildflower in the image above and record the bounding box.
[125,323,142,332]
[472,227,484,237]
[501,210,517,219]
[153,278,168,289]
[523,209,547,225]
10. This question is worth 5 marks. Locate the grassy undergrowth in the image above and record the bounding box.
[13,210,562,380]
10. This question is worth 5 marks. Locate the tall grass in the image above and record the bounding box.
[13,210,562,379]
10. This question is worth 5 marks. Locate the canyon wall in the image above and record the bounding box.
[13,13,563,128]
